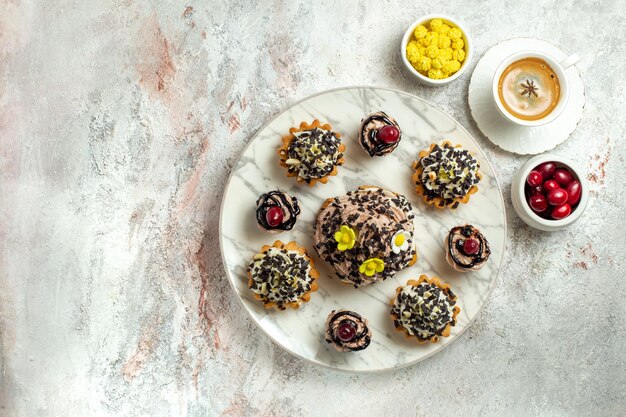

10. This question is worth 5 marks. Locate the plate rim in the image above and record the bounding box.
[218,85,508,373]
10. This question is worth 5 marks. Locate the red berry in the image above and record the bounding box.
[543,180,560,192]
[536,162,557,179]
[377,125,400,144]
[566,180,582,206]
[265,206,284,227]
[551,203,572,220]
[547,188,568,206]
[528,194,548,213]
[462,238,479,255]
[553,168,574,186]
[337,322,356,342]
[526,170,543,187]
[532,184,544,195]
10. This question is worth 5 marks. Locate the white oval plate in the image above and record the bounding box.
[468,38,585,155]
[219,87,506,372]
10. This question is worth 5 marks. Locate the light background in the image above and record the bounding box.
[1,0,624,416]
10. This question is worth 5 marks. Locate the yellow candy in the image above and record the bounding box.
[406,18,466,80]
[441,48,453,61]
[429,18,443,31]
[429,33,440,46]
[422,31,435,45]
[438,35,451,49]
[449,27,462,40]
[428,69,445,79]
[452,39,464,50]
[406,41,421,62]
[414,56,431,72]
[443,60,461,74]
[426,44,439,58]
[438,24,451,34]
[414,25,428,39]
[452,49,466,62]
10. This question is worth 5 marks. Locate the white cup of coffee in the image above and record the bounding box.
[492,50,580,127]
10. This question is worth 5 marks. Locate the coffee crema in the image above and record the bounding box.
[497,57,560,121]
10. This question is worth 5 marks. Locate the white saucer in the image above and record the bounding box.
[468,38,585,155]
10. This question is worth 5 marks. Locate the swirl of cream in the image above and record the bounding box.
[324,310,371,352]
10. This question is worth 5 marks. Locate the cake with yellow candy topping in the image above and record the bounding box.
[405,18,467,80]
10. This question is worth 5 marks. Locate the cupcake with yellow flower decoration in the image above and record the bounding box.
[313,186,418,287]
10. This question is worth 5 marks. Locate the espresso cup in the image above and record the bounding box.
[492,50,580,127]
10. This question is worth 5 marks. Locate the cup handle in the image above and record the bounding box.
[560,53,580,69]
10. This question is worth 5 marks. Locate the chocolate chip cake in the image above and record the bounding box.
[390,275,460,343]
[247,240,319,310]
[412,141,482,209]
[313,186,418,287]
[277,119,345,186]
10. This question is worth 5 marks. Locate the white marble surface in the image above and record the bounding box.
[1,0,625,416]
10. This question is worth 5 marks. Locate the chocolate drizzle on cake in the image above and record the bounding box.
[256,190,300,231]
[447,225,491,270]
[324,309,371,352]
[359,111,402,157]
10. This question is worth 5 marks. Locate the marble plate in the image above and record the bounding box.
[219,87,506,372]
[468,38,585,154]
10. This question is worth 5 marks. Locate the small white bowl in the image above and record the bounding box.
[400,14,473,87]
[511,154,589,231]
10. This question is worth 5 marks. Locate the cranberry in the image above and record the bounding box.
[377,125,400,144]
[462,238,479,255]
[337,321,357,342]
[543,180,560,193]
[551,203,572,220]
[265,206,284,227]
[547,188,568,206]
[553,168,574,186]
[536,162,557,179]
[566,180,582,206]
[528,194,548,213]
[531,184,544,195]
[526,170,543,187]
